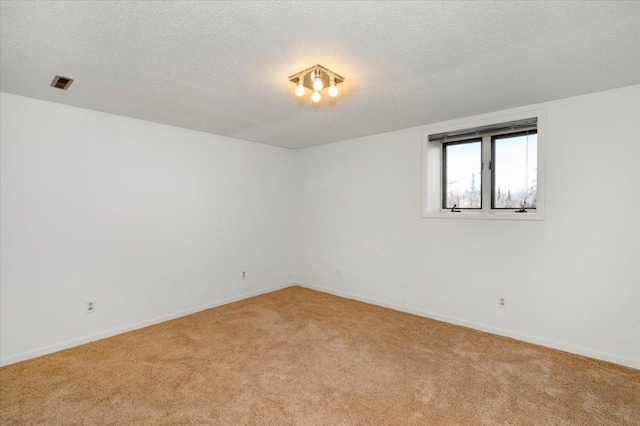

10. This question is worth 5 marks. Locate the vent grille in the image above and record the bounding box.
[50,75,73,90]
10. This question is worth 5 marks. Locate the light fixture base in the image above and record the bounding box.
[288,64,345,92]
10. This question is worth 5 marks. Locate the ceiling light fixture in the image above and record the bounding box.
[295,77,305,97]
[328,76,338,97]
[289,64,344,103]
[313,70,324,91]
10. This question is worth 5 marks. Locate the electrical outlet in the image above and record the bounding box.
[498,296,507,309]
[336,268,341,278]
[242,271,246,279]
[86,301,96,314]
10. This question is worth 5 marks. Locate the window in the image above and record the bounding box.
[441,130,537,211]
[422,111,545,220]
[492,132,537,210]
[442,139,482,209]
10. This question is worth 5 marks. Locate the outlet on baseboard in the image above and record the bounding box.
[498,296,507,309]
[86,301,96,314]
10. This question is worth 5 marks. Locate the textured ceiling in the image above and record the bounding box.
[2,1,639,149]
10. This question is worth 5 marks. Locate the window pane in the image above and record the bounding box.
[493,133,537,209]
[443,141,481,209]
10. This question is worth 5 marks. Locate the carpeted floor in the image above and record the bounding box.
[1,286,639,425]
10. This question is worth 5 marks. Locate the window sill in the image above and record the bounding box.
[423,211,544,221]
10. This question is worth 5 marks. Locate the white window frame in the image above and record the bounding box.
[422,109,545,221]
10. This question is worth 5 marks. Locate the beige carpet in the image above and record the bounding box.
[1,286,638,425]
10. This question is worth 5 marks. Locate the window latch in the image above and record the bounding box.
[515,208,527,213]
[451,204,461,212]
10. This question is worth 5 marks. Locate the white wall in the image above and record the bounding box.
[296,85,640,368]
[3,86,639,369]
[0,93,297,365]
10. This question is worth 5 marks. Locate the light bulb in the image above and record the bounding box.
[328,84,338,97]
[313,77,323,91]
[311,90,321,103]
[295,80,305,97]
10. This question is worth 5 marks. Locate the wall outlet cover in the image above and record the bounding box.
[498,296,507,309]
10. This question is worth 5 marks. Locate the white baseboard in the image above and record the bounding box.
[4,282,637,370]
[298,282,640,370]
[0,283,295,367]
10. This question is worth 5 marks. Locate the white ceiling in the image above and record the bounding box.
[1,1,639,149]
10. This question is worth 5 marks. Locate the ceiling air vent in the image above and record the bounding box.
[50,75,73,90]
